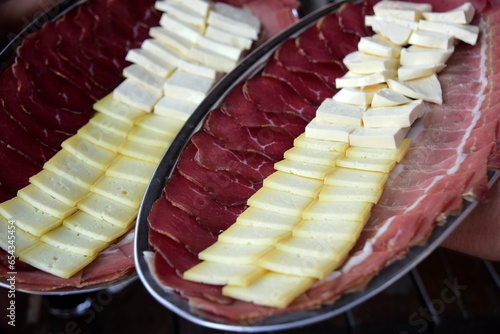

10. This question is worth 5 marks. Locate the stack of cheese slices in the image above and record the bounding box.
[0,0,261,279]
[183,1,479,308]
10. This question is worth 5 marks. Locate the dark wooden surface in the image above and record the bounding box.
[1,249,499,334]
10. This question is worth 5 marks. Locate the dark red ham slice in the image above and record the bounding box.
[296,25,336,64]
[263,57,336,105]
[317,13,359,63]
[0,188,13,202]
[79,248,134,287]
[221,84,307,137]
[104,0,155,43]
[149,196,217,253]
[0,142,40,194]
[204,108,294,161]
[337,2,370,37]
[165,172,246,233]
[149,229,200,273]
[191,130,276,183]
[177,144,261,207]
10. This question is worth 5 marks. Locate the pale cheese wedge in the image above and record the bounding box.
[63,210,130,242]
[106,156,157,185]
[400,45,454,67]
[77,193,138,228]
[149,26,192,56]
[324,167,388,190]
[163,70,214,104]
[19,242,96,279]
[398,63,446,81]
[418,19,479,45]
[293,220,365,242]
[184,261,266,286]
[408,30,455,49]
[263,171,324,198]
[319,185,382,203]
[422,2,475,24]
[123,63,166,94]
[218,225,291,246]
[293,134,349,153]
[155,2,206,32]
[315,99,365,126]
[349,126,410,149]
[387,75,442,104]
[247,188,314,217]
[373,1,432,21]
[154,96,199,121]
[274,159,333,180]
[159,13,201,44]
[0,214,39,256]
[113,79,162,113]
[358,35,401,58]
[205,25,253,50]
[369,20,414,46]
[346,138,411,162]
[236,207,302,231]
[41,226,109,256]
[222,272,315,308]
[302,200,373,223]
[362,99,426,128]
[365,15,419,30]
[335,157,396,173]
[276,237,354,260]
[18,184,77,219]
[118,140,167,164]
[61,136,117,171]
[77,122,127,153]
[89,113,133,137]
[332,87,373,107]
[135,114,184,136]
[125,48,176,79]
[0,197,61,236]
[30,170,89,207]
[198,242,272,265]
[335,70,397,88]
[343,51,399,74]
[283,146,342,167]
[371,88,412,107]
[90,176,148,209]
[305,118,355,142]
[127,126,172,148]
[44,149,104,189]
[93,94,146,125]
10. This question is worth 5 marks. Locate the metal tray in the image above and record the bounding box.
[134,0,499,331]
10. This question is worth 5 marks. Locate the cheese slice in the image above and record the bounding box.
[90,176,148,209]
[371,88,412,107]
[319,185,382,203]
[205,25,253,50]
[142,38,183,68]
[208,3,260,39]
[61,135,117,171]
[0,214,39,255]
[93,93,146,125]
[177,57,218,80]
[276,237,354,260]
[408,30,455,49]
[315,99,365,126]
[422,2,475,24]
[274,159,333,180]
[305,118,355,142]
[30,170,89,207]
[365,15,419,30]
[369,21,414,46]
[236,207,302,231]
[284,146,342,166]
[335,70,397,88]
[188,45,238,73]
[19,242,96,279]
[263,171,323,198]
[324,167,388,190]
[41,226,109,256]
[302,200,373,222]
[77,122,127,153]
[293,219,365,242]
[44,149,104,189]
[159,13,201,43]
[63,210,130,242]
[155,2,206,32]
[346,138,411,162]
[400,45,454,67]
[358,35,401,58]
[198,242,272,265]
[373,1,432,21]
[293,133,349,153]
[247,188,314,217]
[154,96,199,121]
[18,184,77,219]
[0,197,61,236]
[362,99,426,128]
[332,87,374,107]
[418,19,479,45]
[183,261,266,286]
[167,0,210,18]
[398,63,446,81]
[123,63,165,94]
[218,225,291,246]
[77,193,138,228]
[350,126,410,149]
[196,35,243,61]
[335,156,396,173]
[113,79,162,113]
[106,155,157,184]
[387,75,442,104]
[135,114,184,136]
[89,113,133,137]
[163,70,214,104]
[127,126,172,148]
[343,51,399,75]
[149,26,192,56]
[222,272,315,308]
[118,140,167,164]
[125,48,176,79]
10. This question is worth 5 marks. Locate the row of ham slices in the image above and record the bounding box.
[0,0,300,291]
[146,0,500,325]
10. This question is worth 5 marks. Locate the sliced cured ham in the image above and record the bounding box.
[317,13,359,64]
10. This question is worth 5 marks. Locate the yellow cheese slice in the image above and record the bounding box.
[89,112,134,137]
[63,210,130,242]
[346,138,411,162]
[118,140,166,164]
[41,226,109,256]
[90,176,148,209]
[93,93,146,125]
[258,249,342,279]
[127,126,172,148]
[305,118,355,142]
[222,272,315,308]
[18,184,77,219]
[302,200,373,222]
[293,220,365,241]
[324,167,388,189]
[106,156,157,184]
[183,261,266,286]
[30,170,89,207]
[263,171,324,198]
[77,193,137,228]
[247,187,314,217]
[0,213,39,255]
[135,113,184,137]
[283,146,342,167]
[236,207,302,231]
[293,133,349,153]
[61,135,117,171]
[276,237,353,260]
[19,242,96,279]
[77,123,127,153]
[218,225,291,246]
[274,159,333,180]
[335,157,396,173]
[319,185,382,203]
[44,149,104,189]
[198,242,272,264]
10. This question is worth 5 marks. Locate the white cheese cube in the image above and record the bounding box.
[408,30,455,49]
[373,1,432,21]
[400,45,454,66]
[236,207,302,231]
[365,15,419,30]
[349,126,410,149]
[346,138,411,162]
[125,48,176,79]
[371,88,412,107]
[422,2,475,24]
[293,133,349,153]
[418,20,479,45]
[343,51,399,74]
[283,146,342,166]
[370,21,414,46]
[188,45,238,73]
[123,64,165,94]
[205,25,253,50]
[274,159,333,180]
[363,99,425,128]
[293,219,365,242]
[324,167,388,189]
[305,118,355,142]
[335,156,396,173]
[149,26,192,56]
[398,63,446,81]
[358,35,402,58]
[155,2,206,32]
[218,225,291,246]
[199,243,272,265]
[163,70,214,104]
[18,184,76,219]
[154,96,199,121]
[335,70,397,88]
[387,75,442,104]
[263,171,324,198]
[77,193,138,228]
[332,88,373,107]
[316,99,365,126]
[319,186,382,203]
[247,187,314,217]
[159,14,201,44]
